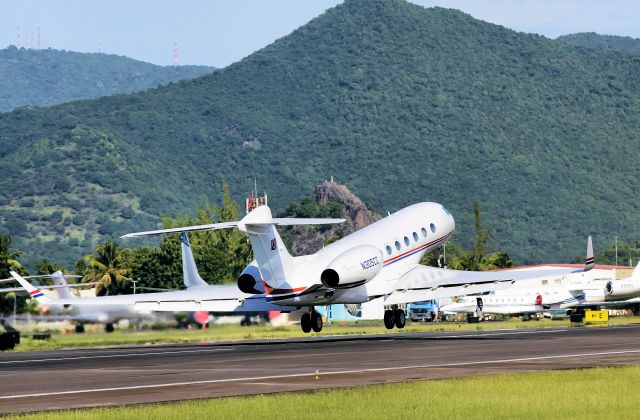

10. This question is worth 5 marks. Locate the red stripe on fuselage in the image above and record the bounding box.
[383,233,450,264]
[259,276,307,297]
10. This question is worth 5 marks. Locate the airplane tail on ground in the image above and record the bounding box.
[122,205,344,290]
[180,233,210,289]
[10,271,52,303]
[585,235,595,272]
[51,271,76,299]
[631,261,640,281]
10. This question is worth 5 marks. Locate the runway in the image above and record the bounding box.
[2,325,640,413]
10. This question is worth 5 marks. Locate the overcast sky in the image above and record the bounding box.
[2,1,639,67]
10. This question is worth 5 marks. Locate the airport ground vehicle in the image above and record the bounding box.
[408,300,439,322]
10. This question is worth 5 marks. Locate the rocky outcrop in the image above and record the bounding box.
[314,181,376,230]
[284,181,379,255]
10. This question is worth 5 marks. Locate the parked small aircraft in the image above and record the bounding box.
[441,236,596,318]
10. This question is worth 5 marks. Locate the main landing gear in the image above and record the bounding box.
[384,307,406,330]
[301,308,323,333]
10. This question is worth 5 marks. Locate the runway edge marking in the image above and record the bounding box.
[2,348,640,400]
[0,348,232,365]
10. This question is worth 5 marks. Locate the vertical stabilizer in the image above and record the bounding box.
[10,271,52,303]
[51,271,75,299]
[238,205,295,290]
[631,261,640,281]
[584,235,595,272]
[181,233,209,289]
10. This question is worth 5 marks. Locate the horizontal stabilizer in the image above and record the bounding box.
[121,221,239,238]
[121,210,345,238]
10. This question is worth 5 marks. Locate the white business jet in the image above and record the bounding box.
[440,236,597,318]
[13,202,574,333]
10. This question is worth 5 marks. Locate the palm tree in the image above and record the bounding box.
[81,241,130,295]
[0,234,25,278]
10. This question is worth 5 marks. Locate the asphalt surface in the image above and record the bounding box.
[2,325,640,414]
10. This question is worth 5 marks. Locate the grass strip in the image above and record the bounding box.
[11,365,640,419]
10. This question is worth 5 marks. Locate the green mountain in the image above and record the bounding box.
[0,46,214,112]
[1,0,640,266]
[557,32,640,56]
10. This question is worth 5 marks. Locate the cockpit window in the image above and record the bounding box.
[430,223,436,233]
[442,206,451,216]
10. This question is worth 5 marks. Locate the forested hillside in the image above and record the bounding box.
[1,0,639,265]
[0,46,214,111]
[557,32,640,56]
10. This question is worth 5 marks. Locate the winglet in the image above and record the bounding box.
[10,271,52,303]
[584,235,595,272]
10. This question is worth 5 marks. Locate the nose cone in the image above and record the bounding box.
[441,205,455,234]
[448,213,455,233]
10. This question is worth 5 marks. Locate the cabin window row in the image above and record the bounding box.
[384,223,437,256]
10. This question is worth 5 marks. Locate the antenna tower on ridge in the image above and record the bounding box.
[246,179,268,214]
[173,42,179,66]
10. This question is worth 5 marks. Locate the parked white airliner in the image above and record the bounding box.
[13,202,575,333]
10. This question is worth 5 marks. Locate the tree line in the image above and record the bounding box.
[0,183,251,314]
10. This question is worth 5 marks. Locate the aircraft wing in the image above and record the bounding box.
[11,271,292,313]
[570,297,640,309]
[384,265,577,305]
[35,288,289,313]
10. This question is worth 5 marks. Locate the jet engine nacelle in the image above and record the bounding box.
[320,245,383,289]
[604,280,640,298]
[237,260,265,294]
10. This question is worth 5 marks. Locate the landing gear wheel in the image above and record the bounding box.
[384,310,395,329]
[301,313,312,333]
[394,309,406,329]
[105,323,115,333]
[75,324,85,334]
[311,311,323,333]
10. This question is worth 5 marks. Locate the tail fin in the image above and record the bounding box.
[584,235,595,271]
[10,271,52,303]
[237,205,294,290]
[122,205,344,290]
[180,233,209,289]
[51,271,75,299]
[631,261,640,281]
